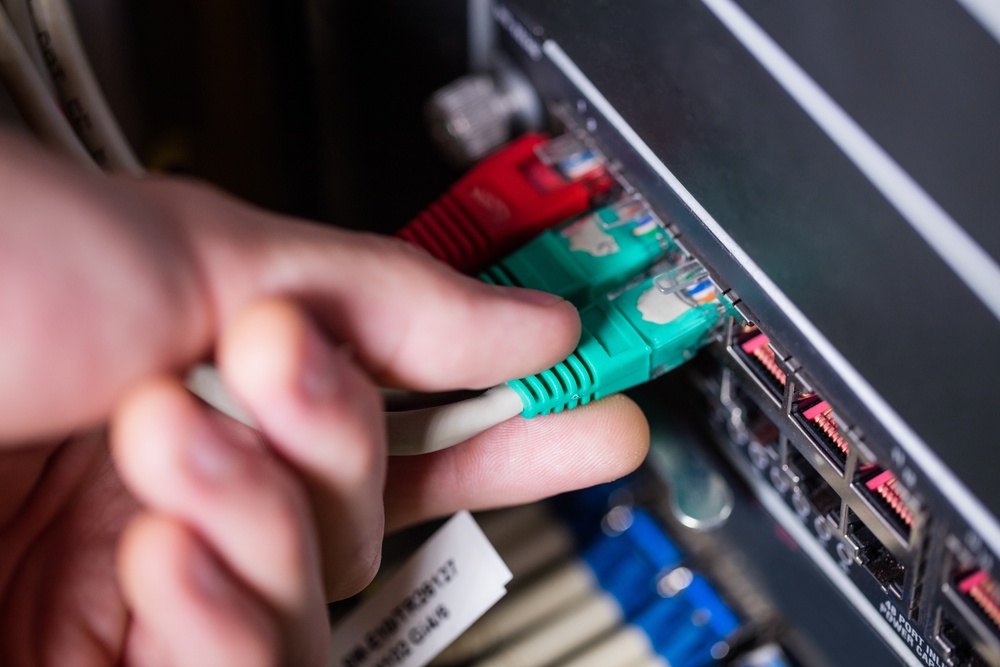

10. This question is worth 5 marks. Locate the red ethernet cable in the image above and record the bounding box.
[396,132,614,274]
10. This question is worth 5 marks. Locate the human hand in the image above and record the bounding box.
[0,133,650,665]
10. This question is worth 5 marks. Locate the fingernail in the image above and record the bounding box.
[299,320,351,403]
[188,543,226,599]
[493,285,567,307]
[186,423,236,481]
[298,322,341,402]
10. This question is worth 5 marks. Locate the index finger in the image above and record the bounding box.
[159,179,582,391]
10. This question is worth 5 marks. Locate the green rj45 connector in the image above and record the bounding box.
[479,198,675,307]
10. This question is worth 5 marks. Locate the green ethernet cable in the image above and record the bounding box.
[381,260,737,455]
[193,253,737,455]
[509,261,733,418]
[479,197,676,307]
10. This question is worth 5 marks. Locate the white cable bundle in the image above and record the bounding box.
[3,0,54,91]
[0,2,95,165]
[29,0,142,173]
[0,0,140,172]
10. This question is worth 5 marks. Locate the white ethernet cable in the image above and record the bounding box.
[184,364,258,429]
[0,3,96,167]
[30,0,143,173]
[385,385,524,455]
[186,363,525,457]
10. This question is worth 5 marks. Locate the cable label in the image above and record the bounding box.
[330,511,513,667]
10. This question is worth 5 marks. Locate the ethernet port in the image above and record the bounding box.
[793,394,850,472]
[736,390,780,448]
[857,464,916,543]
[848,511,905,595]
[786,449,840,520]
[954,568,1000,639]
[732,326,787,401]
[935,610,989,667]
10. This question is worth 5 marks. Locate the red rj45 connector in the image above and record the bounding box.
[396,132,614,274]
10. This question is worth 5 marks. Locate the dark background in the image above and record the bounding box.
[70,0,472,233]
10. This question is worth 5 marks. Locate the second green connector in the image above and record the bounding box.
[480,197,675,307]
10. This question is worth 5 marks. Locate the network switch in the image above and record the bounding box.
[451,2,1000,665]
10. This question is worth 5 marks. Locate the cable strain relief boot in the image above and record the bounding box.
[508,351,597,418]
[478,263,522,288]
[396,191,491,273]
